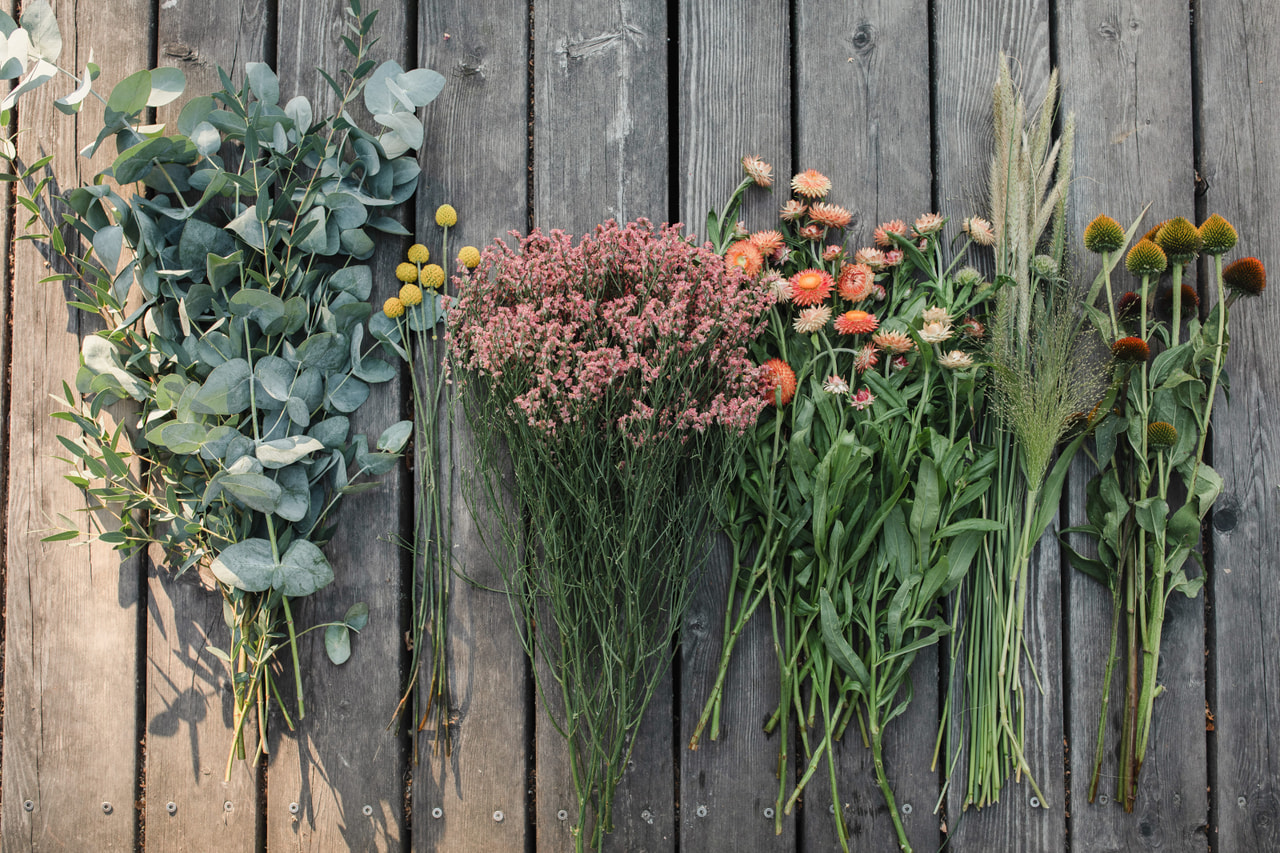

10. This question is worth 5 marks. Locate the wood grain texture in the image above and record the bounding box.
[932,3,1067,851]
[267,2,410,850]
[792,2,940,849]
[533,2,672,849]
[1058,2,1206,850]
[142,4,272,848]
[677,1,791,850]
[1197,3,1280,850]
[412,3,532,851]
[0,1,150,850]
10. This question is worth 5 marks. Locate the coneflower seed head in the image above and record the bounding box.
[1223,256,1267,297]
[1199,214,1238,255]
[1126,238,1168,277]
[1084,214,1126,254]
[1111,336,1150,362]
[1148,421,1178,448]
[1155,216,1202,263]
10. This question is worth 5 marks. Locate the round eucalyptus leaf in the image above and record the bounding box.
[377,420,413,454]
[323,624,351,665]
[328,265,372,300]
[277,539,333,597]
[221,471,282,513]
[325,374,369,413]
[308,416,350,449]
[296,332,348,371]
[274,465,311,523]
[253,355,296,402]
[190,358,252,415]
[256,435,325,469]
[210,538,276,592]
[344,601,370,631]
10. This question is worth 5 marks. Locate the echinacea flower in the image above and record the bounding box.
[742,155,773,187]
[1223,256,1267,297]
[1154,217,1202,264]
[780,200,808,221]
[850,387,876,410]
[838,263,875,302]
[396,262,419,283]
[399,284,424,307]
[750,230,785,256]
[1031,254,1059,279]
[1116,291,1141,320]
[798,224,825,241]
[922,306,951,325]
[789,268,834,306]
[954,267,983,289]
[435,204,458,227]
[791,169,832,198]
[919,321,953,343]
[937,350,974,369]
[823,375,850,395]
[1083,214,1125,254]
[383,296,405,318]
[809,202,852,229]
[1147,421,1178,448]
[834,309,879,335]
[407,243,430,264]
[1126,238,1168,277]
[1199,214,1238,255]
[1142,220,1168,243]
[854,343,879,373]
[962,216,995,246]
[761,358,797,406]
[1156,283,1199,316]
[914,212,945,235]
[793,305,833,333]
[421,264,446,289]
[725,239,765,277]
[873,330,914,354]
[458,247,482,269]
[1111,336,1150,362]
[874,219,908,248]
[854,247,886,270]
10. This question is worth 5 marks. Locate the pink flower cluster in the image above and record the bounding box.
[448,219,772,441]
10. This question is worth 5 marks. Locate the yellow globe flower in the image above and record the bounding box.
[395,262,418,283]
[407,243,430,264]
[435,204,458,227]
[399,284,423,307]
[458,246,481,269]
[420,264,446,290]
[383,297,405,318]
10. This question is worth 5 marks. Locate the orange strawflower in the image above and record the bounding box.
[725,239,764,277]
[834,310,879,335]
[791,169,832,198]
[761,358,797,406]
[789,268,834,306]
[838,263,875,302]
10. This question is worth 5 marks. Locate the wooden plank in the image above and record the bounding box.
[1057,3,1207,850]
[533,1,671,849]
[267,1,411,849]
[1,1,150,850]
[412,3,532,851]
[932,4,1069,851]
[791,2,939,850]
[676,1,791,850]
[1197,4,1280,851]
[142,4,271,848]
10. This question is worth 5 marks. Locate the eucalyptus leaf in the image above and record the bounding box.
[275,465,311,522]
[107,68,151,115]
[20,0,60,63]
[308,416,350,449]
[210,538,276,592]
[328,265,372,300]
[256,435,325,469]
[147,66,185,107]
[245,61,280,106]
[324,624,352,664]
[277,539,333,597]
[344,601,370,631]
[221,472,283,513]
[190,358,252,415]
[325,374,370,413]
[377,420,413,453]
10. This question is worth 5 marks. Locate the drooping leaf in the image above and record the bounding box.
[190,358,252,415]
[256,435,325,469]
[221,472,283,513]
[377,420,413,453]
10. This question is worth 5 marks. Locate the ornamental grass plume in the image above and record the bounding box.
[449,219,770,850]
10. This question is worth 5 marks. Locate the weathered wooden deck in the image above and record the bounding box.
[2,0,1277,850]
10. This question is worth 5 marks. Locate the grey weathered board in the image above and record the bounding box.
[1199,3,1280,852]
[3,2,1279,852]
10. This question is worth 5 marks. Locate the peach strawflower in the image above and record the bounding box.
[791,169,832,198]
[961,317,985,338]
[762,271,792,302]
[822,244,844,262]
[854,247,886,270]
[809,202,853,229]
[919,321,953,344]
[834,309,879,335]
[838,263,875,302]
[922,306,951,325]
[883,249,904,267]
[761,358,797,406]
[873,330,914,354]
[823,375,850,395]
[798,224,825,241]
[872,283,887,301]
[874,219,908,248]
[742,155,773,187]
[937,350,973,370]
[853,343,879,373]
[750,230,785,256]
[789,268,835,305]
[962,216,995,246]
[725,239,764,277]
[780,199,808,221]
[850,388,876,410]
[914,212,945,235]
[793,305,833,334]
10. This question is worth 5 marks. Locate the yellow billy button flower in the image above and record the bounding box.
[458,246,481,269]
[396,262,419,283]
[399,284,423,307]
[383,296,405,318]
[407,243,430,264]
[420,264,446,290]
[435,204,458,227]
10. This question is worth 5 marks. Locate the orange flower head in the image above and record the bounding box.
[834,310,879,335]
[872,330,914,354]
[822,244,844,262]
[874,219,908,248]
[1125,238,1168,277]
[914,212,945,236]
[725,239,764,277]
[1223,256,1267,297]
[791,169,832,198]
[742,155,773,187]
[838,263,875,302]
[798,223,825,241]
[780,200,808,221]
[809,202,852,229]
[750,229,785,256]
[760,358,797,406]
[853,343,879,373]
[789,268,834,305]
[854,247,887,270]
[1111,336,1150,362]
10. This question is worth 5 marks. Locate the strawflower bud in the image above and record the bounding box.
[742,155,773,187]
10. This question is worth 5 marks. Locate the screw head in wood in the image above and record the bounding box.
[101,802,112,815]
[763,807,774,819]
[362,805,373,816]
[166,802,177,815]
[23,800,34,812]
[902,803,913,815]
[1099,794,1109,804]
[695,804,708,818]
[828,804,836,814]
[1239,796,1248,808]
[432,807,444,819]
[493,810,504,822]
[557,809,568,821]
[289,802,300,815]
[1029,797,1040,809]
[223,801,233,812]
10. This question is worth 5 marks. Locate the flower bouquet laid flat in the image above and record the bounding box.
[448,219,770,851]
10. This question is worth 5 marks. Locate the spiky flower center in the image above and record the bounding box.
[1147,421,1178,448]
[1199,214,1238,255]
[1111,336,1150,362]
[1155,217,1202,263]
[1223,257,1267,297]
[1083,214,1125,254]
[1126,238,1168,277]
